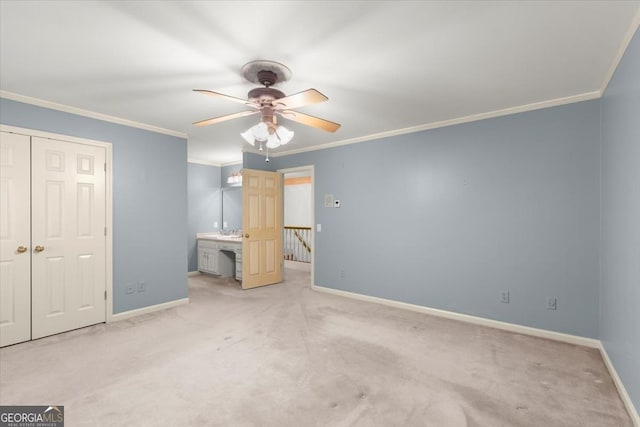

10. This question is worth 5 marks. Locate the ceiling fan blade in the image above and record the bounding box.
[193,110,258,127]
[278,110,341,133]
[273,89,328,110]
[193,89,257,108]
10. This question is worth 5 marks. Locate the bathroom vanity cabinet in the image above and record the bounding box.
[197,235,242,281]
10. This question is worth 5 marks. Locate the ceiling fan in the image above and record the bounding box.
[193,60,341,137]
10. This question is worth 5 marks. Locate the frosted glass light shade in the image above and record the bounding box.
[266,133,280,149]
[241,123,293,148]
[277,126,294,145]
[253,122,269,141]
[240,129,255,145]
[240,122,270,145]
[265,126,294,148]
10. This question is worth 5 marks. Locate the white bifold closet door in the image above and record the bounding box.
[0,132,107,347]
[31,136,106,339]
[0,132,31,347]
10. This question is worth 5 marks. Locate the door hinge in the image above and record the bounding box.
[104,290,107,300]
[104,227,107,236]
[104,163,107,172]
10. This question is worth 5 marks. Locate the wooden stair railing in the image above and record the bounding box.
[284,226,312,262]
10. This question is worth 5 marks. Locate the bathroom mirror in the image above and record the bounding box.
[221,187,242,231]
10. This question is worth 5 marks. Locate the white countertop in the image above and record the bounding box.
[196,233,242,243]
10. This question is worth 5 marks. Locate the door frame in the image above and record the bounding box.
[0,125,114,322]
[278,165,315,287]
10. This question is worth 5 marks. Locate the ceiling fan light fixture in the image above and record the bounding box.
[276,126,294,145]
[240,128,255,145]
[199,59,338,154]
[266,133,280,149]
[241,122,271,146]
[264,125,294,149]
[253,122,269,141]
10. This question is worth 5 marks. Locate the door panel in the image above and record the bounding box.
[31,137,106,339]
[45,256,66,316]
[78,254,94,309]
[265,239,276,273]
[247,240,260,276]
[242,169,282,289]
[0,132,31,347]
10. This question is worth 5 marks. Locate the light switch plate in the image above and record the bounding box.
[316,224,322,232]
[324,194,334,207]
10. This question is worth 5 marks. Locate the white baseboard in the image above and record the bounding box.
[311,284,599,348]
[311,284,639,424]
[108,298,189,322]
[598,343,640,426]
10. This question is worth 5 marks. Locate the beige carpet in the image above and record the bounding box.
[0,268,632,426]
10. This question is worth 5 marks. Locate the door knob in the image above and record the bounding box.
[244,234,250,238]
[34,245,45,253]
[17,246,28,253]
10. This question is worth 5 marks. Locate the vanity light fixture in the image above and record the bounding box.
[227,171,242,186]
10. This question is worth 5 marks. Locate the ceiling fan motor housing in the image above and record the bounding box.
[248,87,285,102]
[257,70,277,86]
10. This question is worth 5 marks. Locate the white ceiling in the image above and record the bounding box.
[1,1,639,165]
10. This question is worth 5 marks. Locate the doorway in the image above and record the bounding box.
[279,166,314,286]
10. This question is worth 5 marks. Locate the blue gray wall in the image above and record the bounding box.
[1,98,188,314]
[247,99,602,339]
[187,163,221,272]
[600,29,640,410]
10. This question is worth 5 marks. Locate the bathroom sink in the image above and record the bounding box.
[197,233,241,241]
[214,235,242,240]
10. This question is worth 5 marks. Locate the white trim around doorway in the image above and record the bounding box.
[278,165,315,287]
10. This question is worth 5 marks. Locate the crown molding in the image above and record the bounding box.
[273,90,601,158]
[0,90,188,139]
[187,158,222,167]
[186,158,243,167]
[221,160,243,167]
[600,8,640,95]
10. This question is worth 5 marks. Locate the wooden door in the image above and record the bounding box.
[241,169,282,289]
[0,132,31,347]
[31,137,106,339]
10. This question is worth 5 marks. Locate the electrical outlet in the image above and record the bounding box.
[126,284,134,294]
[499,291,510,303]
[546,297,557,310]
[334,200,341,208]
[137,281,146,292]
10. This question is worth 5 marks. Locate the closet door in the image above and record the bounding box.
[0,132,31,347]
[31,137,106,339]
